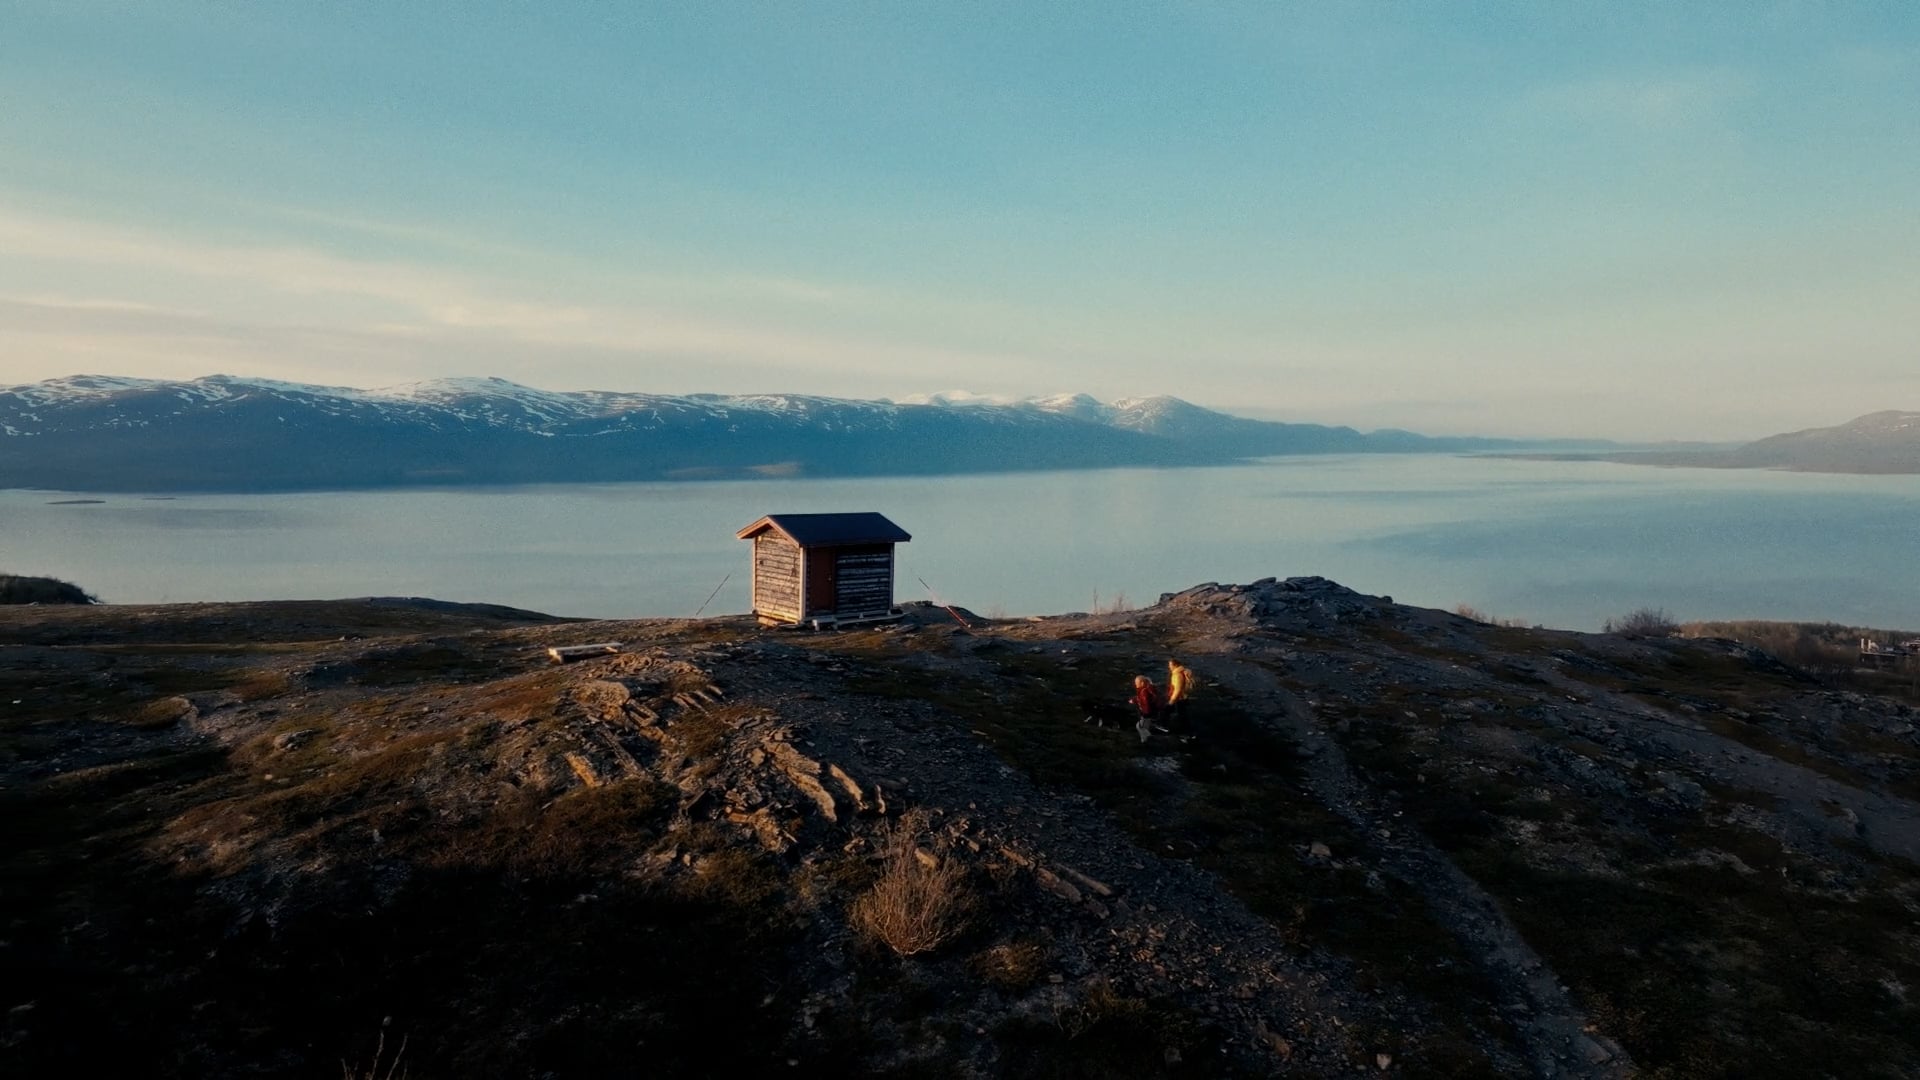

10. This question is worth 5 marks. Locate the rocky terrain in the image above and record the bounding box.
[3,581,1917,1078]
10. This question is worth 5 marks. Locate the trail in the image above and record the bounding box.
[1190,649,1633,1079]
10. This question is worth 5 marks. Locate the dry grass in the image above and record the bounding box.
[666,668,713,694]
[851,811,976,957]
[126,695,195,730]
[972,939,1049,991]
[669,705,757,760]
[685,847,782,909]
[1680,619,1920,703]
[473,671,569,721]
[230,669,295,702]
[1049,978,1148,1039]
[1684,619,1917,670]
[1453,604,1534,629]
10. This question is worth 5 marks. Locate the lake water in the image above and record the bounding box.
[4,456,1917,632]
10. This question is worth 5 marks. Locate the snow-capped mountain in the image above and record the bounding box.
[0,374,1497,492]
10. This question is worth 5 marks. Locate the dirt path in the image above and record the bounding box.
[1526,665,1920,863]
[1189,649,1633,1079]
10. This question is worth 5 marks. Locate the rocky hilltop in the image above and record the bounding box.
[4,582,1918,1078]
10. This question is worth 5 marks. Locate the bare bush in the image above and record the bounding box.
[0,574,97,605]
[1604,607,1679,638]
[851,811,976,957]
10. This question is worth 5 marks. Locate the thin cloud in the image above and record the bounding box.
[0,209,1040,389]
[1523,68,1753,131]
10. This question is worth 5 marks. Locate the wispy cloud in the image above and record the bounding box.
[235,201,871,309]
[0,208,1034,391]
[1523,68,1753,131]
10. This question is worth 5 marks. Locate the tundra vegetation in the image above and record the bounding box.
[2,584,1917,1078]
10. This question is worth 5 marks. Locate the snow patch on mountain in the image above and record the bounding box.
[3,376,1226,428]
[893,390,1201,425]
[10,374,173,406]
[892,390,1018,408]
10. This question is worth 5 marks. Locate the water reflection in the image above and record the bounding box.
[2,457,1915,631]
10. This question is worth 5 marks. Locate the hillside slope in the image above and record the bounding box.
[3,583,1917,1078]
[1571,410,1920,474]
[1729,410,1920,473]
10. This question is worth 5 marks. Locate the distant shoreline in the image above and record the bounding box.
[0,449,1589,497]
[1503,451,1920,476]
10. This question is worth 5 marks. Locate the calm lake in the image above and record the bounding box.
[4,455,1917,632]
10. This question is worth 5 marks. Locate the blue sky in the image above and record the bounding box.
[3,2,1916,438]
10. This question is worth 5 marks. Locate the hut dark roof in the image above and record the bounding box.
[736,512,911,546]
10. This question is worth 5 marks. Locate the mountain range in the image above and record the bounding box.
[0,374,1540,492]
[1559,410,1920,475]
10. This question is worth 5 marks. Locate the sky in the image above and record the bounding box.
[2,3,1917,440]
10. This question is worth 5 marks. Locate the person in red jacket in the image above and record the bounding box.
[1132,674,1162,744]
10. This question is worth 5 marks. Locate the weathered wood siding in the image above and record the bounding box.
[831,544,894,614]
[752,535,803,621]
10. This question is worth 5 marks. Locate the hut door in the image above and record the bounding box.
[805,547,838,615]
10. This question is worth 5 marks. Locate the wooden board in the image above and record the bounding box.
[548,643,622,664]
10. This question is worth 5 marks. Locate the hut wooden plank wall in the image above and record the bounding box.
[751,533,804,623]
[823,545,893,614]
[736,513,911,627]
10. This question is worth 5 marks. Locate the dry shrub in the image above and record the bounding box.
[851,811,976,957]
[1604,607,1679,638]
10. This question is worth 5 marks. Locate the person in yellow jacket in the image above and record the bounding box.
[1165,659,1196,730]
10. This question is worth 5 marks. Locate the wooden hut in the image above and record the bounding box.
[736,512,911,627]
